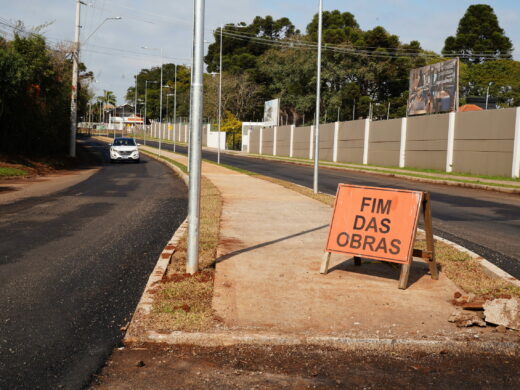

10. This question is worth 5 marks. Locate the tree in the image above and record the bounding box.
[126,64,191,122]
[204,16,297,75]
[442,4,513,64]
[220,111,242,150]
[0,23,92,155]
[460,59,520,107]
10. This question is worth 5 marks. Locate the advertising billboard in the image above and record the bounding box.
[263,98,280,126]
[407,59,459,116]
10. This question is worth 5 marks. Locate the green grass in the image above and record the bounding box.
[0,167,28,177]
[140,148,222,332]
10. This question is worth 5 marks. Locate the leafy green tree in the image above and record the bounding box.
[460,59,520,107]
[442,4,513,64]
[126,64,191,122]
[204,16,297,75]
[0,25,92,155]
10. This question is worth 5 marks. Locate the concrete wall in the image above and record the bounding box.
[276,126,292,156]
[240,108,520,178]
[249,128,260,154]
[261,127,274,155]
[453,108,517,176]
[336,120,365,164]
[293,126,312,158]
[318,123,335,161]
[368,118,402,167]
[406,114,450,170]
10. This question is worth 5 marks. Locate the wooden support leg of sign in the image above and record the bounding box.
[354,256,362,266]
[398,192,438,289]
[320,252,331,274]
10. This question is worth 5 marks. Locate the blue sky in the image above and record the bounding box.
[2,0,518,102]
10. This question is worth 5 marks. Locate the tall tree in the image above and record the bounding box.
[442,4,513,64]
[204,16,297,75]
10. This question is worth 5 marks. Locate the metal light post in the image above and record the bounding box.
[313,0,323,194]
[217,24,224,164]
[186,0,205,274]
[485,82,493,110]
[144,80,158,145]
[142,46,163,154]
[173,64,178,153]
[83,16,122,44]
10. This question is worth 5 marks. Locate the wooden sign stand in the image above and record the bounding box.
[321,192,438,290]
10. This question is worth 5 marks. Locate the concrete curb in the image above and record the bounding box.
[124,149,189,343]
[129,330,519,353]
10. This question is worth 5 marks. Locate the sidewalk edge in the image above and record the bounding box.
[130,330,519,353]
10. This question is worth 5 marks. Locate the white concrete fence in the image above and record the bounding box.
[246,107,520,178]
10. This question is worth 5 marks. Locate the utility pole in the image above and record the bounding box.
[186,0,205,275]
[313,0,323,194]
[69,0,83,157]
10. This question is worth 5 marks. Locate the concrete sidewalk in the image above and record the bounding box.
[141,145,469,341]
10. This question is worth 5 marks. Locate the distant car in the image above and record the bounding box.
[109,137,140,163]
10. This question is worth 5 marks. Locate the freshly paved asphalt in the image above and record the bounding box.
[0,138,187,389]
[141,139,520,279]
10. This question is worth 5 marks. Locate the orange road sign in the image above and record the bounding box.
[325,184,422,264]
[321,184,438,289]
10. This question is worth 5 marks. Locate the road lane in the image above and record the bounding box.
[0,139,187,389]
[140,139,520,278]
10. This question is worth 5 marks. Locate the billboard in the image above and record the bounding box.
[407,59,459,116]
[263,98,280,126]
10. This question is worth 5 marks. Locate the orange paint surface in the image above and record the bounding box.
[326,184,422,264]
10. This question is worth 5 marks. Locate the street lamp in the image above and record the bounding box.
[166,92,174,123]
[144,80,158,145]
[485,82,493,110]
[83,17,122,44]
[142,46,164,155]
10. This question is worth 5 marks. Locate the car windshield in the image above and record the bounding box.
[113,138,136,146]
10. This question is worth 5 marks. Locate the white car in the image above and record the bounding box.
[109,137,140,163]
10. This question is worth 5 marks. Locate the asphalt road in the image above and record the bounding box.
[0,138,188,389]
[140,139,520,279]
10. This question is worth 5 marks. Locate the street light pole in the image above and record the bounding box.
[313,0,323,194]
[69,0,82,157]
[142,46,163,154]
[485,82,493,110]
[186,0,205,275]
[144,80,157,145]
[173,64,177,153]
[217,24,223,164]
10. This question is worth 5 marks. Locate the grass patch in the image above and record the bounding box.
[151,271,214,331]
[142,149,222,331]
[0,167,28,177]
[414,240,520,298]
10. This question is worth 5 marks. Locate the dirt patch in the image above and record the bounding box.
[92,343,520,389]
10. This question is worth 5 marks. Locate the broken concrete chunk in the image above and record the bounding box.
[483,298,520,331]
[448,311,486,328]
